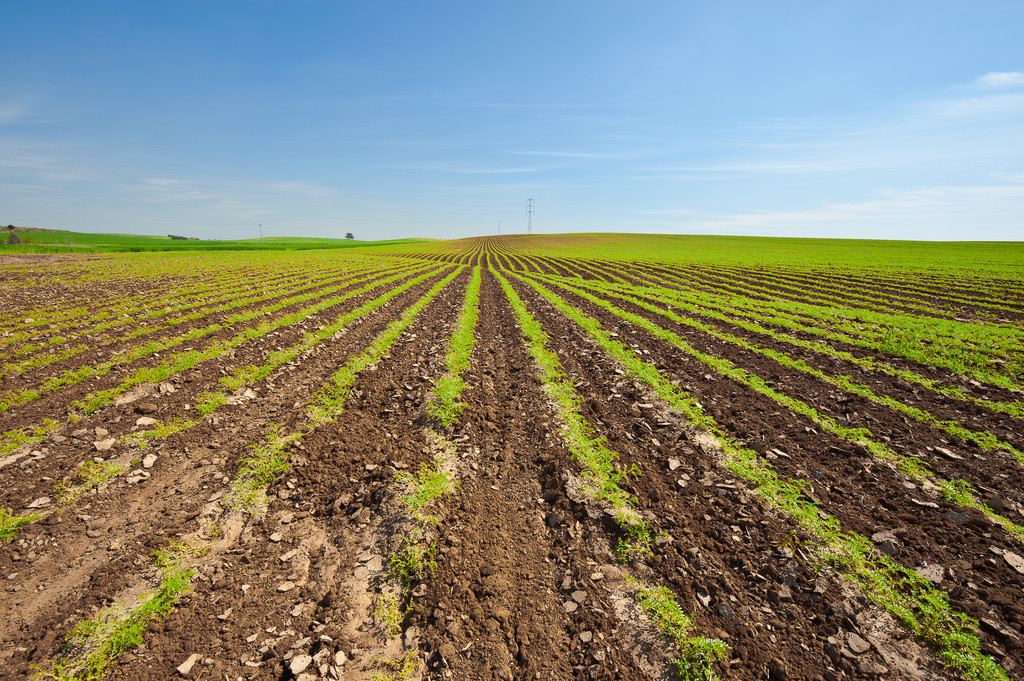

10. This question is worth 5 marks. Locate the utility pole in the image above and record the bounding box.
[259,223,264,246]
[526,198,534,235]
[498,220,501,235]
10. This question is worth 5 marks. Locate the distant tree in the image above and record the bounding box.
[6,225,14,231]
[8,233,23,244]
[345,232,355,240]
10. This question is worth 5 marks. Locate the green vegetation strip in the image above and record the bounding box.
[546,272,1024,463]
[190,267,447,419]
[493,268,647,553]
[633,264,1024,391]
[428,266,482,426]
[508,269,1010,681]
[399,452,458,525]
[0,262,311,355]
[307,268,463,425]
[0,264,434,457]
[523,272,1024,545]
[0,263,416,414]
[2,262,429,537]
[32,542,203,681]
[1,508,44,542]
[31,269,461,678]
[1,264,373,379]
[593,266,1024,420]
[718,264,1024,320]
[494,267,727,674]
[230,266,464,511]
[627,578,729,681]
[0,261,310,354]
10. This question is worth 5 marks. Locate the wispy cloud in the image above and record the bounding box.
[932,92,1024,117]
[976,71,1024,88]
[509,150,630,160]
[0,96,40,126]
[128,176,334,224]
[0,136,107,183]
[385,161,545,175]
[660,183,1024,235]
[633,159,863,180]
[263,180,339,197]
[992,170,1024,184]
[638,208,696,216]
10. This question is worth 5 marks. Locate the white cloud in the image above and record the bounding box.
[656,183,1024,238]
[991,170,1024,184]
[385,161,544,175]
[933,92,1024,117]
[977,72,1024,88]
[638,208,696,216]
[510,150,628,159]
[0,96,38,125]
[262,180,338,197]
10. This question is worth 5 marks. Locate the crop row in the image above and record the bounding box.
[495,264,1014,680]
[0,261,445,459]
[0,261,387,379]
[504,254,1024,397]
[28,265,467,679]
[0,261,422,419]
[0,255,393,358]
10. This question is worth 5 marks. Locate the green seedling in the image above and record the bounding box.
[0,508,44,542]
[627,577,729,681]
[399,455,458,523]
[54,461,127,505]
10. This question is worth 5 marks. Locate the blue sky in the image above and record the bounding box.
[2,1,1023,241]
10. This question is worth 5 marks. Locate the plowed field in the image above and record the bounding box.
[2,236,1023,681]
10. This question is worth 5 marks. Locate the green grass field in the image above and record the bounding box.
[0,228,429,253]
[429,233,1024,275]
[4,229,1022,278]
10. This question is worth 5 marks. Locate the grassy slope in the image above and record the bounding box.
[4,228,1022,275]
[0,229,431,253]
[490,233,1024,275]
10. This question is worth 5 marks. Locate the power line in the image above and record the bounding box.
[526,198,534,235]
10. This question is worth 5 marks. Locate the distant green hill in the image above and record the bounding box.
[0,228,431,253]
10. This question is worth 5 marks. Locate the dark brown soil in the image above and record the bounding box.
[2,244,1022,681]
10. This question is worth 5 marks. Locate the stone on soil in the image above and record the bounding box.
[915,564,944,584]
[1003,551,1024,574]
[176,653,202,677]
[289,654,312,675]
[846,632,870,654]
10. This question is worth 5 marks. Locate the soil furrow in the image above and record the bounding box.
[506,273,1024,675]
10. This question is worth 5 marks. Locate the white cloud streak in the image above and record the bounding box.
[385,161,545,175]
[977,71,1024,88]
[662,184,1024,236]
